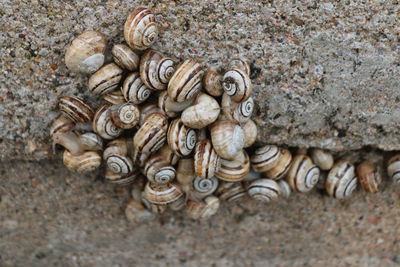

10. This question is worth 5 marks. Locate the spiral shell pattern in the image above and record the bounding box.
[88,63,123,95]
[140,50,175,90]
[193,176,219,196]
[251,145,281,173]
[143,155,176,185]
[287,155,320,193]
[194,139,221,179]
[221,93,254,124]
[143,182,184,205]
[247,179,281,202]
[215,150,250,182]
[112,44,140,71]
[326,160,358,198]
[228,57,250,76]
[222,68,252,102]
[387,154,400,184]
[110,103,140,129]
[107,155,134,175]
[59,96,94,123]
[124,8,158,50]
[167,118,197,157]
[122,72,152,104]
[93,104,123,140]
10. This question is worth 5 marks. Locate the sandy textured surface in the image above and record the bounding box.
[1,1,400,160]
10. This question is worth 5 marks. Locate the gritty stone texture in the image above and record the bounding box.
[1,1,400,160]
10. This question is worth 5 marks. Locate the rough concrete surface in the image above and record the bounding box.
[1,1,400,160]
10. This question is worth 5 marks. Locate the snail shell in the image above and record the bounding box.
[78,132,103,151]
[52,131,87,155]
[143,154,176,185]
[59,96,94,123]
[112,44,140,71]
[326,160,358,198]
[121,72,152,104]
[286,155,320,192]
[228,57,251,76]
[202,67,223,97]
[93,104,123,139]
[387,154,400,184]
[210,120,245,160]
[158,91,194,118]
[216,182,247,202]
[143,182,184,205]
[215,150,250,182]
[356,161,381,193]
[105,169,139,185]
[103,138,134,175]
[222,68,252,102]
[88,63,123,95]
[125,199,155,223]
[50,115,74,136]
[277,180,291,198]
[167,118,197,157]
[167,59,204,103]
[124,8,158,50]
[110,102,140,129]
[63,150,102,173]
[176,158,195,185]
[103,138,129,159]
[103,90,126,105]
[242,119,258,148]
[139,103,164,126]
[132,148,150,168]
[156,144,180,166]
[265,149,292,180]
[140,50,176,90]
[247,178,281,202]
[310,149,334,171]
[168,195,187,211]
[185,196,220,220]
[194,139,221,179]
[251,145,281,173]
[65,31,107,74]
[192,176,219,198]
[221,93,254,124]
[181,93,220,129]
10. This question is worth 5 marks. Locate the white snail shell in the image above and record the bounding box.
[124,8,158,50]
[215,150,250,182]
[185,196,220,220]
[105,169,139,185]
[168,59,204,103]
[63,150,102,173]
[194,139,221,179]
[92,104,123,140]
[216,182,247,202]
[143,154,176,185]
[286,154,320,193]
[242,119,258,148]
[110,102,140,129]
[202,66,223,97]
[310,148,334,171]
[88,63,123,95]
[65,31,107,74]
[167,118,197,157]
[265,149,292,180]
[192,176,219,198]
[326,160,358,198]
[103,90,126,105]
[143,182,184,205]
[181,93,220,129]
[210,120,245,160]
[277,180,291,198]
[247,178,281,202]
[221,93,254,124]
[356,161,381,193]
[122,72,152,104]
[251,145,282,173]
[59,96,94,123]
[140,50,176,90]
[387,154,400,184]
[222,68,252,102]
[112,44,140,71]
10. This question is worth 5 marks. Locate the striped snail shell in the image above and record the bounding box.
[59,96,94,123]
[228,57,251,76]
[143,154,176,185]
[203,66,223,97]
[133,112,168,155]
[216,182,247,202]
[356,161,381,193]
[221,93,254,124]
[92,104,123,140]
[167,118,197,157]
[326,160,358,198]
[125,199,155,223]
[181,93,220,129]
[122,72,152,104]
[143,182,184,205]
[140,50,176,90]
[63,150,102,173]
[103,138,129,159]
[109,102,140,129]
[222,68,252,102]
[215,150,250,182]
[168,195,187,211]
[277,180,291,198]
[141,197,168,214]
[387,154,400,184]
[50,115,74,136]
[124,8,158,50]
[139,103,164,126]
[88,63,123,95]
[112,44,140,71]
[247,178,281,202]
[65,31,107,74]
[103,138,134,175]
[210,120,245,160]
[194,139,221,179]
[156,144,180,166]
[103,90,126,105]
[310,148,334,171]
[242,119,258,148]
[192,176,219,198]
[176,158,195,186]
[185,196,220,220]
[105,169,139,185]
[265,149,292,180]
[286,154,320,192]
[158,91,194,118]
[132,148,150,168]
[167,59,204,103]
[251,145,282,173]
[78,132,103,151]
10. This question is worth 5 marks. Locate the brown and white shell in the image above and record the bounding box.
[59,96,94,123]
[286,154,320,193]
[202,66,223,97]
[50,115,74,136]
[221,93,254,124]
[264,149,292,180]
[181,93,220,129]
[247,178,281,202]
[192,176,219,198]
[139,103,164,126]
[228,57,251,76]
[105,169,139,185]
[63,150,102,173]
[356,161,381,193]
[215,150,250,182]
[210,120,245,160]
[124,8,158,50]
[176,158,195,186]
[140,50,176,90]
[222,68,252,102]
[242,119,258,148]
[112,44,140,71]
[185,196,220,220]
[92,104,123,140]
[167,118,197,157]
[310,148,334,171]
[387,154,400,184]
[277,180,291,198]
[109,102,140,129]
[102,90,126,105]
[143,182,184,205]
[158,91,194,118]
[216,182,247,202]
[194,139,221,179]
[251,145,281,173]
[88,63,123,95]
[326,160,358,198]
[121,72,152,104]
[143,154,176,185]
[156,144,180,166]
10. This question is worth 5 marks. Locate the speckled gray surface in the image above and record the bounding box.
[1,1,400,160]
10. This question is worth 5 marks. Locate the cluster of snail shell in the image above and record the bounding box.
[53,7,399,223]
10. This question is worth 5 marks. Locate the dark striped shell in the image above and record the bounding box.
[112,44,140,71]
[92,104,123,140]
[63,150,102,173]
[143,182,184,205]
[326,160,358,198]
[387,154,400,184]
[105,169,140,185]
[286,155,320,193]
[251,145,281,173]
[192,176,219,198]
[215,150,250,182]
[185,196,220,220]
[88,63,123,95]
[124,8,158,50]
[222,68,252,102]
[140,50,175,91]
[216,182,247,202]
[50,115,74,136]
[221,93,254,124]
[122,72,151,104]
[143,154,176,185]
[247,179,281,202]
[194,139,221,179]
[265,149,292,180]
[167,118,197,157]
[59,96,94,123]
[109,102,140,129]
